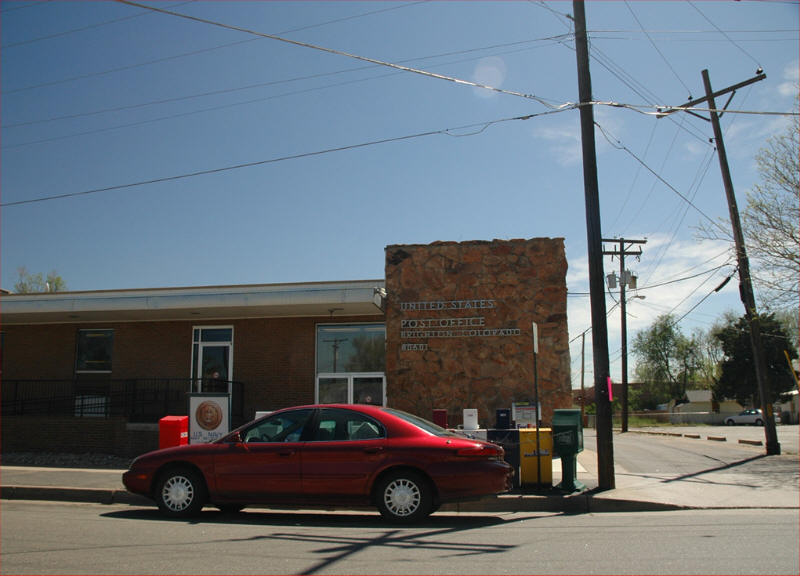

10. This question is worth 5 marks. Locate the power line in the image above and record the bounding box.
[687,1,764,70]
[594,120,730,236]
[1,1,427,95]
[1,1,194,49]
[0,112,550,208]
[3,35,570,129]
[624,0,694,98]
[114,0,567,109]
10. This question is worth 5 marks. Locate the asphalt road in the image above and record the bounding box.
[2,500,796,575]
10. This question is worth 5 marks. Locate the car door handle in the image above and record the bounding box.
[278,449,296,456]
[363,446,384,454]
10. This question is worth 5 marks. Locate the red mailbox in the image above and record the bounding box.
[433,409,448,429]
[159,415,189,449]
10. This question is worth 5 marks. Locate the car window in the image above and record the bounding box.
[381,407,458,437]
[243,409,312,443]
[312,408,385,441]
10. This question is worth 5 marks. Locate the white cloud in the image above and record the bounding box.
[778,61,800,98]
[566,236,738,387]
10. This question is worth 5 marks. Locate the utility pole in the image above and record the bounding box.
[573,0,615,490]
[603,238,647,433]
[659,68,778,455]
[701,69,780,455]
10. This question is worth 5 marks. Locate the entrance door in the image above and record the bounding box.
[192,327,233,393]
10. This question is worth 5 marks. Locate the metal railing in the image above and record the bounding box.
[2,378,245,424]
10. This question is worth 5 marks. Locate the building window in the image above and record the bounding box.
[316,324,386,406]
[316,324,385,374]
[75,329,114,373]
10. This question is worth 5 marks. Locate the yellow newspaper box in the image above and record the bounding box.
[519,428,552,486]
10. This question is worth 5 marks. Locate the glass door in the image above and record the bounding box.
[192,327,233,393]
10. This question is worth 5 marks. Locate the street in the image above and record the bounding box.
[2,500,797,575]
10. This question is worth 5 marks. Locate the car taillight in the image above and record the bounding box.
[456,444,504,459]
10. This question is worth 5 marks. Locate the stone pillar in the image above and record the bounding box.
[384,238,571,427]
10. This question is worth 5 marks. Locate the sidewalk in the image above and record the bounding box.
[2,435,798,515]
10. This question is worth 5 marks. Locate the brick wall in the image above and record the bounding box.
[1,313,381,454]
[1,416,157,457]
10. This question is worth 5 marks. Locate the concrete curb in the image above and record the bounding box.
[2,486,150,506]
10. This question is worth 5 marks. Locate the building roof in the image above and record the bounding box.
[0,280,386,324]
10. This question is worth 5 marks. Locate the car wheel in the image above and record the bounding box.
[156,467,207,517]
[725,419,735,426]
[376,470,432,523]
[755,418,764,426]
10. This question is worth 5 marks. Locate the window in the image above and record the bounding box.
[242,409,312,443]
[316,324,385,374]
[312,408,385,442]
[75,329,114,373]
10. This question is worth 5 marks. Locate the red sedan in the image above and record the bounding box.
[123,404,513,522]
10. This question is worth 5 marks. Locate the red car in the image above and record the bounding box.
[123,404,513,522]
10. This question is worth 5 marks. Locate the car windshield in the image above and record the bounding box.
[382,407,458,437]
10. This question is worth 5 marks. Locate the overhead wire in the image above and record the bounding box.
[1,0,428,95]
[1,1,194,49]
[594,121,729,236]
[624,0,694,98]
[687,0,764,70]
[114,0,569,109]
[0,111,558,207]
[3,35,572,130]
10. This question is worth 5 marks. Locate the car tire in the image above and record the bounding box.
[755,418,764,426]
[376,470,433,523]
[156,467,207,517]
[725,419,735,426]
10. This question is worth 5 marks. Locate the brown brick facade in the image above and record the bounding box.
[1,314,378,456]
[384,239,571,427]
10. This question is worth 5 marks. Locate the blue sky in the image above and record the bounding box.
[2,1,797,387]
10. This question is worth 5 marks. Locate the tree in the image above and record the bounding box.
[13,267,67,293]
[712,313,798,406]
[742,114,800,310]
[694,111,799,311]
[631,314,701,408]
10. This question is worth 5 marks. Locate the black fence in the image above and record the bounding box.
[2,379,245,424]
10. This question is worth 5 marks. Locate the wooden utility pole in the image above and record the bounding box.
[700,69,780,455]
[657,68,778,455]
[603,238,647,433]
[573,0,615,489]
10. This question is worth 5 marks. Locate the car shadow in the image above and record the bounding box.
[101,506,538,574]
[102,506,533,529]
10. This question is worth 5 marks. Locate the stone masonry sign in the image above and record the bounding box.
[385,239,571,427]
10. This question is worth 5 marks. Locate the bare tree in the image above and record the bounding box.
[696,113,799,311]
[742,116,799,310]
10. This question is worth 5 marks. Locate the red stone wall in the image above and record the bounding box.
[384,239,571,427]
